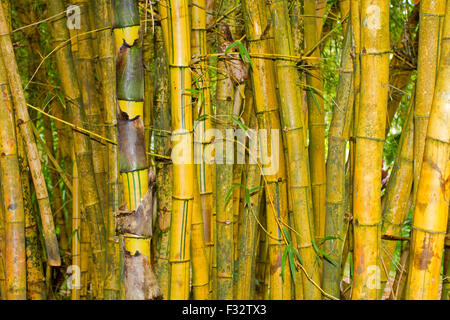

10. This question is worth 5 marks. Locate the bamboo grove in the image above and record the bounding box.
[0,0,448,300]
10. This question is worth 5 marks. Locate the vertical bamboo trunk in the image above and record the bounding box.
[352,0,389,300]
[405,1,449,299]
[73,0,107,211]
[236,111,263,300]
[380,97,414,292]
[47,0,106,293]
[0,47,26,301]
[17,135,46,300]
[0,3,61,267]
[386,5,419,131]
[191,173,209,299]
[241,0,291,300]
[113,0,160,300]
[166,0,194,300]
[269,0,321,300]
[322,23,354,298]
[152,24,172,299]
[93,0,122,300]
[442,212,450,300]
[191,0,214,299]
[413,0,446,202]
[214,30,235,300]
[304,0,326,241]
[72,153,81,300]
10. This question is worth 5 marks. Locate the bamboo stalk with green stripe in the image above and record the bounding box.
[164,0,194,300]
[191,0,214,299]
[113,0,161,300]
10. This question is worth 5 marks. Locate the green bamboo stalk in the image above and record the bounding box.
[152,24,172,299]
[322,23,354,298]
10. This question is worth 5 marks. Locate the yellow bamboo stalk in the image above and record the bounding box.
[0,51,26,301]
[72,149,81,300]
[405,1,450,299]
[191,173,209,299]
[167,0,194,300]
[93,0,121,300]
[352,0,389,300]
[269,0,321,299]
[380,96,414,291]
[191,0,214,299]
[241,0,291,300]
[305,0,326,241]
[0,3,61,267]
[413,0,446,202]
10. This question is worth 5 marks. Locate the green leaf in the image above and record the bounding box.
[282,227,292,244]
[281,245,289,281]
[231,115,249,132]
[225,184,244,203]
[288,246,296,282]
[312,240,338,266]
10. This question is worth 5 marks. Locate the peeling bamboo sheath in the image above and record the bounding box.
[113,0,159,300]
[0,3,61,267]
[406,1,450,300]
[352,0,389,300]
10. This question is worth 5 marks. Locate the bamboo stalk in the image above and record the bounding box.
[72,149,81,300]
[405,1,449,299]
[152,24,172,299]
[191,0,214,299]
[214,30,235,300]
[73,0,107,212]
[0,3,61,267]
[322,22,354,298]
[113,0,160,300]
[269,0,321,300]
[17,132,46,300]
[166,0,194,300]
[241,0,291,300]
[413,0,446,202]
[380,96,414,292]
[304,0,326,241]
[0,49,26,300]
[47,0,106,291]
[236,111,263,300]
[352,0,389,300]
[191,173,209,299]
[93,0,122,300]
[386,5,419,131]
